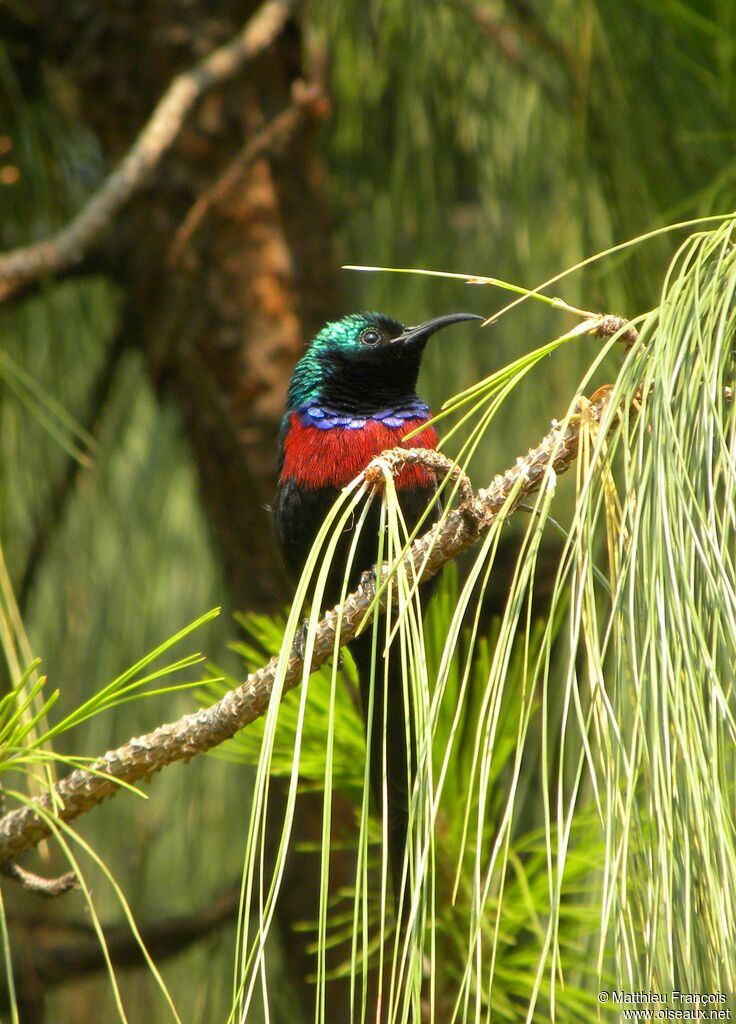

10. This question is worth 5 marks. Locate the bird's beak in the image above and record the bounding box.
[393,312,484,346]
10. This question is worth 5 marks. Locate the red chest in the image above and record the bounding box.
[280,413,439,490]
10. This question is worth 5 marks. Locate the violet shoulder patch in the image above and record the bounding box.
[297,400,430,431]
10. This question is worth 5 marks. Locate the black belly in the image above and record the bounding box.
[274,478,441,609]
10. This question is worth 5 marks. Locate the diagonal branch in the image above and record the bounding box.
[0,0,296,302]
[168,82,329,267]
[0,384,615,864]
[9,883,240,989]
[0,881,241,1013]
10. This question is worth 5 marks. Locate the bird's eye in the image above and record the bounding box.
[361,328,381,345]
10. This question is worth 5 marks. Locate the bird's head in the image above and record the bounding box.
[287,311,482,413]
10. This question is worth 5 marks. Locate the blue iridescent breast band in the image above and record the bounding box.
[297,399,430,431]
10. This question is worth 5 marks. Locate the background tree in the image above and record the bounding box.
[0,0,734,1021]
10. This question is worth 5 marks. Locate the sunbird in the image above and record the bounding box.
[275,311,482,908]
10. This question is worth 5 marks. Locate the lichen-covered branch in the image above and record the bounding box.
[0,386,612,864]
[0,0,296,301]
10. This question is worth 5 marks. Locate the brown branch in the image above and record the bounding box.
[0,784,78,896]
[0,240,127,306]
[168,81,330,267]
[1,882,240,1009]
[0,383,615,864]
[0,860,77,898]
[0,0,297,302]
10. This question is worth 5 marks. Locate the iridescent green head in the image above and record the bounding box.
[286,311,482,413]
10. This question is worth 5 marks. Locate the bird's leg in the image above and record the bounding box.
[291,616,343,668]
[291,617,311,660]
[358,566,377,591]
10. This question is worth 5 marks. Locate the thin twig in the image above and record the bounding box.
[0,0,296,302]
[0,785,77,897]
[168,82,329,267]
[0,882,240,1013]
[592,314,640,351]
[0,861,78,898]
[0,386,614,863]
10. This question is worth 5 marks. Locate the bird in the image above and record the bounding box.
[274,310,482,912]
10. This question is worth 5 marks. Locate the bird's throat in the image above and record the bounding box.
[288,344,425,415]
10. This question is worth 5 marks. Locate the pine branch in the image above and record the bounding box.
[0,860,77,898]
[0,0,296,302]
[0,379,618,865]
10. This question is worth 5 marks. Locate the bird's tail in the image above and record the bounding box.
[350,629,417,919]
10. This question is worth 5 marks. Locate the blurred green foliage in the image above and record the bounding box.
[207,568,604,1022]
[0,0,734,1019]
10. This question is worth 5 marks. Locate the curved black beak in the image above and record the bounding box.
[394,312,484,346]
